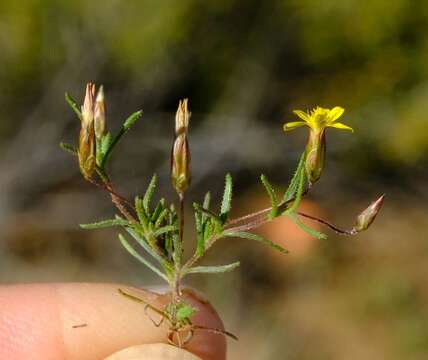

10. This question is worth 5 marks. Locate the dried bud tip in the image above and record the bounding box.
[354,194,385,232]
[175,98,190,133]
[94,85,106,139]
[81,82,96,128]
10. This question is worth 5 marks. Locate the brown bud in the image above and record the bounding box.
[353,195,385,232]
[305,129,326,185]
[78,82,96,179]
[94,85,106,140]
[81,83,95,128]
[171,99,191,197]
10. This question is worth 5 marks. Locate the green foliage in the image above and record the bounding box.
[283,153,306,202]
[220,173,233,223]
[65,92,81,119]
[171,300,198,324]
[193,195,224,257]
[101,110,143,168]
[285,166,306,214]
[223,231,289,254]
[286,212,327,240]
[185,261,240,275]
[80,218,129,229]
[260,174,278,219]
[118,233,168,281]
[143,174,157,214]
[59,142,77,156]
[153,225,178,237]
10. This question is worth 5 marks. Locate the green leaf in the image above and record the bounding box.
[59,142,77,156]
[185,261,240,275]
[80,218,129,229]
[124,227,172,272]
[202,191,211,222]
[203,220,214,242]
[194,207,204,257]
[220,173,233,223]
[175,302,197,322]
[283,153,305,202]
[65,92,81,118]
[285,166,305,214]
[123,110,143,130]
[143,174,157,214]
[153,225,178,237]
[118,234,168,281]
[261,174,278,219]
[151,198,165,223]
[194,204,222,224]
[135,196,148,225]
[286,212,327,240]
[154,208,168,228]
[100,133,112,156]
[223,231,288,254]
[101,110,143,168]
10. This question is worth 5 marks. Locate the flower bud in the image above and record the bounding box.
[171,99,191,197]
[305,129,326,185]
[353,195,385,232]
[78,83,96,179]
[94,85,106,140]
[81,83,95,128]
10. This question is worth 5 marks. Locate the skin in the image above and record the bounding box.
[0,283,226,360]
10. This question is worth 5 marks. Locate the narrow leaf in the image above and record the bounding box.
[287,212,327,240]
[101,110,143,168]
[118,234,168,281]
[220,173,233,223]
[283,153,305,202]
[153,225,178,237]
[135,196,148,225]
[185,261,240,275]
[60,142,77,156]
[123,110,143,130]
[261,174,278,219]
[143,174,157,214]
[124,227,172,272]
[285,167,305,213]
[154,208,168,228]
[80,218,128,229]
[65,92,81,118]
[100,133,112,156]
[203,191,211,210]
[223,231,288,254]
[151,198,165,222]
[194,204,222,224]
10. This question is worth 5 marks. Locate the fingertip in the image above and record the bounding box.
[0,284,227,360]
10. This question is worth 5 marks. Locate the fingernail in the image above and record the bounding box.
[104,343,202,360]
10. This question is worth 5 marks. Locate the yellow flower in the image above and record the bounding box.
[283,106,353,133]
[283,106,353,185]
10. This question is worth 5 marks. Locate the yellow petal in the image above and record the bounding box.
[327,106,345,123]
[292,110,311,122]
[283,121,306,132]
[329,122,353,132]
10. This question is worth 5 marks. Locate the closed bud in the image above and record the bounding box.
[94,85,106,140]
[78,82,96,179]
[353,195,385,232]
[305,129,326,185]
[81,83,95,128]
[171,99,191,197]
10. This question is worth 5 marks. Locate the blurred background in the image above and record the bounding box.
[0,1,428,359]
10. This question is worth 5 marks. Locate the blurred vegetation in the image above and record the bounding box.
[0,1,428,359]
